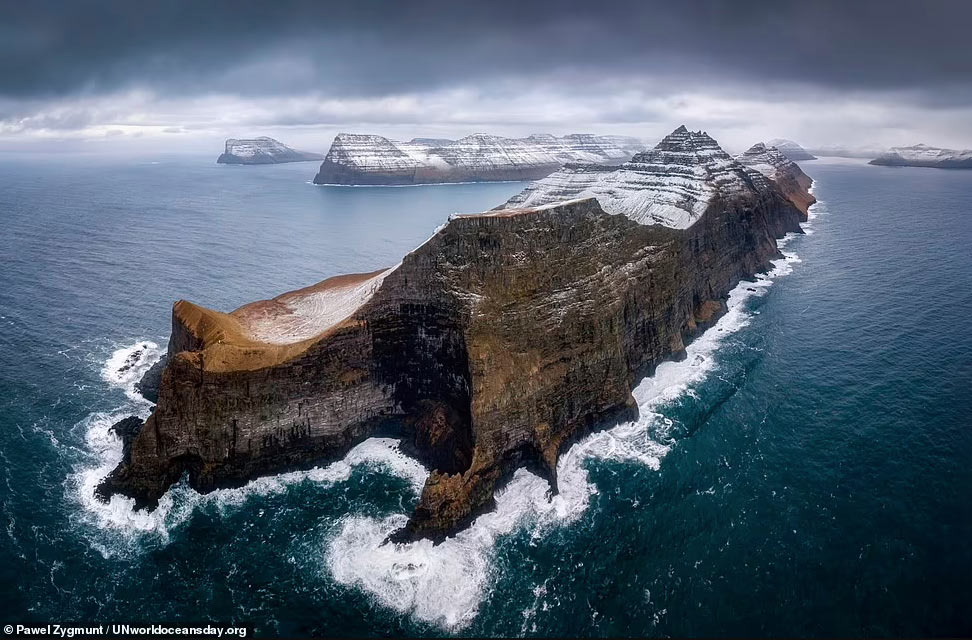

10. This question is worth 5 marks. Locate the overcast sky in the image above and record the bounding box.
[2,0,970,154]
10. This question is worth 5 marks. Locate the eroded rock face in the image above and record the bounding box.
[312,133,644,185]
[99,126,810,540]
[736,143,816,216]
[216,137,323,165]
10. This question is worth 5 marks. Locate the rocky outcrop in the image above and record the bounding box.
[766,138,817,161]
[99,126,810,541]
[313,133,643,185]
[736,143,816,216]
[217,137,323,165]
[869,144,972,168]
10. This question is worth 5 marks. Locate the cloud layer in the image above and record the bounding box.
[3,0,971,151]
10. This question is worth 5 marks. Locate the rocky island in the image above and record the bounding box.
[98,126,812,541]
[217,137,323,164]
[868,144,972,168]
[313,133,644,185]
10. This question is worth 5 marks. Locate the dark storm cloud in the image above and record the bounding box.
[2,0,970,101]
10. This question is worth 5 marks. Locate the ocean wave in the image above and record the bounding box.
[101,340,164,401]
[72,414,427,554]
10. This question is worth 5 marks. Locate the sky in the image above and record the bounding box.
[2,0,971,154]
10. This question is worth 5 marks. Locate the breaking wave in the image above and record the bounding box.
[100,340,164,401]
[73,200,819,626]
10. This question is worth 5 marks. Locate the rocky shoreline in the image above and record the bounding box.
[98,126,812,541]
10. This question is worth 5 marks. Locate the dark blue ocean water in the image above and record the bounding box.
[1,153,970,637]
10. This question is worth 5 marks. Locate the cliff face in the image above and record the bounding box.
[312,133,643,185]
[869,144,972,168]
[99,126,810,541]
[736,143,816,216]
[217,137,323,165]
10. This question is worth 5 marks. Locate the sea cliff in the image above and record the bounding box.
[99,126,811,541]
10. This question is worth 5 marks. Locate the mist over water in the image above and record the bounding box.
[1,154,970,636]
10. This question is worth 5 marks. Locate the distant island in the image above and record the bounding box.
[766,138,817,161]
[217,137,324,165]
[869,144,972,168]
[97,126,813,542]
[313,133,645,185]
[805,144,888,159]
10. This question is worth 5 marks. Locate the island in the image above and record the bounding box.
[217,137,324,165]
[312,133,645,185]
[868,144,972,169]
[98,126,812,542]
[766,138,817,161]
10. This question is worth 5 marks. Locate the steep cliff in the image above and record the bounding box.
[869,144,972,168]
[313,133,641,185]
[217,137,323,165]
[99,126,810,541]
[736,143,816,216]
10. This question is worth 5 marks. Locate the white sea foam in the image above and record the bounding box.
[76,208,814,624]
[327,464,590,629]
[72,390,426,551]
[101,340,164,401]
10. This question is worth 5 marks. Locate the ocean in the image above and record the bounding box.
[1,153,970,637]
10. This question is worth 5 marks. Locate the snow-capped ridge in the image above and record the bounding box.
[503,126,777,229]
[314,132,646,185]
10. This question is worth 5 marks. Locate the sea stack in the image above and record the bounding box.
[217,137,324,165]
[312,133,644,185]
[98,126,812,541]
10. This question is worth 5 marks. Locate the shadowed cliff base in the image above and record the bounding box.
[97,127,811,541]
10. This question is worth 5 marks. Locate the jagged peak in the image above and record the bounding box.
[630,126,729,164]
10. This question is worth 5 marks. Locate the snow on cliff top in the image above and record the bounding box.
[323,132,638,172]
[235,269,392,344]
[735,142,803,182]
[503,126,770,229]
[224,137,294,158]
